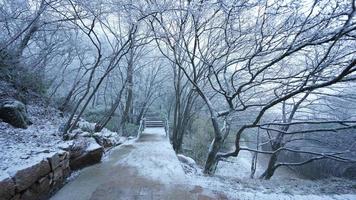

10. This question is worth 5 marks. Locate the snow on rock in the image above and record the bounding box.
[8,158,51,191]
[69,138,104,170]
[177,154,199,174]
[86,138,102,151]
[76,119,126,148]
[0,100,121,185]
[0,99,32,128]
[0,83,126,199]
[177,154,197,166]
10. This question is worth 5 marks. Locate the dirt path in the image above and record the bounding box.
[51,128,226,200]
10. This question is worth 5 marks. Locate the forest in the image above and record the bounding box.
[0,0,356,199]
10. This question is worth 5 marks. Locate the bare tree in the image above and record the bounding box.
[149,0,356,174]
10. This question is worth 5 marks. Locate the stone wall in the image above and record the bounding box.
[0,139,104,200]
[0,151,70,200]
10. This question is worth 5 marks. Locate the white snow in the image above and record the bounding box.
[0,102,122,178]
[177,154,197,166]
[86,139,102,151]
[181,149,356,200]
[0,104,65,172]
[117,127,186,184]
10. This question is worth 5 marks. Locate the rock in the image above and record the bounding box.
[20,178,52,200]
[52,167,63,183]
[0,172,16,200]
[69,139,103,170]
[93,132,126,148]
[9,194,20,200]
[62,167,71,178]
[47,153,61,171]
[93,135,114,148]
[21,176,51,200]
[58,150,70,161]
[33,176,51,194]
[9,159,51,191]
[69,138,87,159]
[60,158,70,170]
[57,141,73,152]
[0,99,31,128]
[177,154,197,166]
[177,154,198,174]
[21,188,41,200]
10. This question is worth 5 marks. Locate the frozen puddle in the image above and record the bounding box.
[51,128,225,200]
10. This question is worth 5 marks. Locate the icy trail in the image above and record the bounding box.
[51,128,225,200]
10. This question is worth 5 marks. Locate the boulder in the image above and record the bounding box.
[0,99,31,128]
[93,131,126,148]
[177,154,197,166]
[69,139,104,170]
[0,172,16,200]
[177,154,198,174]
[69,138,87,159]
[93,134,115,148]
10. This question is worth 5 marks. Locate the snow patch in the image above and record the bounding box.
[117,128,186,184]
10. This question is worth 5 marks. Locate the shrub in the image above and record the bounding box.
[182,116,215,166]
[122,122,139,137]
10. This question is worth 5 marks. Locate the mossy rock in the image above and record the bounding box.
[0,99,32,128]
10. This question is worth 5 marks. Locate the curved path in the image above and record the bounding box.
[51,128,226,200]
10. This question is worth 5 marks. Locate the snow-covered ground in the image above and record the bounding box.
[51,127,194,200]
[117,127,186,184]
[1,97,355,200]
[0,103,66,171]
[183,149,356,200]
[0,101,124,174]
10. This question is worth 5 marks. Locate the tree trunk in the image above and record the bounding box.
[94,83,126,132]
[172,66,182,152]
[16,0,46,59]
[260,132,283,180]
[260,153,278,180]
[203,116,223,174]
[121,48,134,134]
[203,134,223,174]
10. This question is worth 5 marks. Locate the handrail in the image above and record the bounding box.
[137,118,145,139]
[164,117,169,137]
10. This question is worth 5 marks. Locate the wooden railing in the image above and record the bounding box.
[164,117,169,137]
[137,118,145,138]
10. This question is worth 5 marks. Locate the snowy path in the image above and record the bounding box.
[51,128,225,200]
